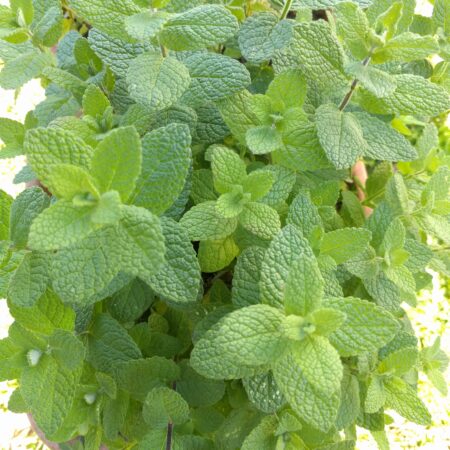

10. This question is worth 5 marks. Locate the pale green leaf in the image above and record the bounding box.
[239,202,281,240]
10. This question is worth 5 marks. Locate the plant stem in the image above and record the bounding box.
[338,54,372,111]
[280,0,293,20]
[166,422,173,450]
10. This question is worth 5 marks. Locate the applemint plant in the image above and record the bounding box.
[0,0,449,448]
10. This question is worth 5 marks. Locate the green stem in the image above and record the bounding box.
[280,0,293,20]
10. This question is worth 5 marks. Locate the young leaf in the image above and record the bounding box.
[211,146,247,194]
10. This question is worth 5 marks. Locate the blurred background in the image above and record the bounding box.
[0,0,448,448]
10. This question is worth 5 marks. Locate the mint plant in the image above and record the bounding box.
[0,0,449,449]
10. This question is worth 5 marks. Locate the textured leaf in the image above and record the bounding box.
[29,201,95,251]
[242,416,278,450]
[266,69,307,111]
[115,205,165,280]
[372,33,439,64]
[211,145,247,194]
[87,314,142,375]
[354,112,418,161]
[320,228,372,265]
[180,52,251,106]
[287,192,322,239]
[160,5,238,51]
[293,336,343,395]
[91,127,142,202]
[243,371,285,414]
[284,250,324,316]
[323,297,399,356]
[273,350,340,431]
[180,201,238,241]
[238,13,292,64]
[316,104,366,169]
[143,387,190,428]
[198,236,239,273]
[24,128,93,194]
[191,305,286,379]
[246,126,283,155]
[232,246,266,308]
[359,74,450,116]
[8,289,75,335]
[239,202,281,240]
[0,51,52,90]
[273,21,347,93]
[125,11,169,41]
[9,187,49,249]
[384,377,431,425]
[48,329,85,371]
[70,0,140,39]
[344,62,397,98]
[127,53,191,112]
[21,355,81,436]
[146,218,201,304]
[260,225,315,309]
[130,124,192,215]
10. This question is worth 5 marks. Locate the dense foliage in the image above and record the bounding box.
[0,0,449,449]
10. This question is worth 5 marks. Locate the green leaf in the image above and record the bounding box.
[260,225,315,309]
[316,104,366,169]
[8,289,75,335]
[273,350,340,431]
[320,228,372,265]
[354,112,418,161]
[160,5,238,51]
[359,74,450,116]
[0,51,52,90]
[180,52,251,106]
[0,117,25,146]
[177,360,225,407]
[9,187,49,249]
[42,66,87,102]
[365,375,386,414]
[232,246,266,308]
[21,355,82,436]
[69,0,140,40]
[91,127,142,202]
[125,11,169,41]
[246,125,283,155]
[116,357,180,400]
[238,13,292,64]
[46,164,100,200]
[180,201,238,241]
[143,387,190,428]
[239,202,281,240]
[216,190,248,219]
[243,169,276,202]
[384,377,431,425]
[243,372,285,414]
[334,1,371,60]
[199,236,239,273]
[242,416,278,450]
[372,32,439,64]
[284,251,324,317]
[266,69,307,111]
[344,62,397,98]
[87,313,142,375]
[211,145,247,194]
[191,305,286,379]
[287,192,322,239]
[127,52,191,112]
[28,201,94,251]
[50,227,119,303]
[293,335,343,395]
[7,252,48,307]
[82,84,110,118]
[24,127,93,194]
[115,205,165,280]
[273,21,347,94]
[378,347,418,376]
[91,191,122,226]
[322,297,399,356]
[130,124,192,215]
[309,308,347,337]
[146,218,201,305]
[48,329,85,371]
[31,5,63,47]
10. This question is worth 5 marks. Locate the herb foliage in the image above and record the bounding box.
[0,0,449,448]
